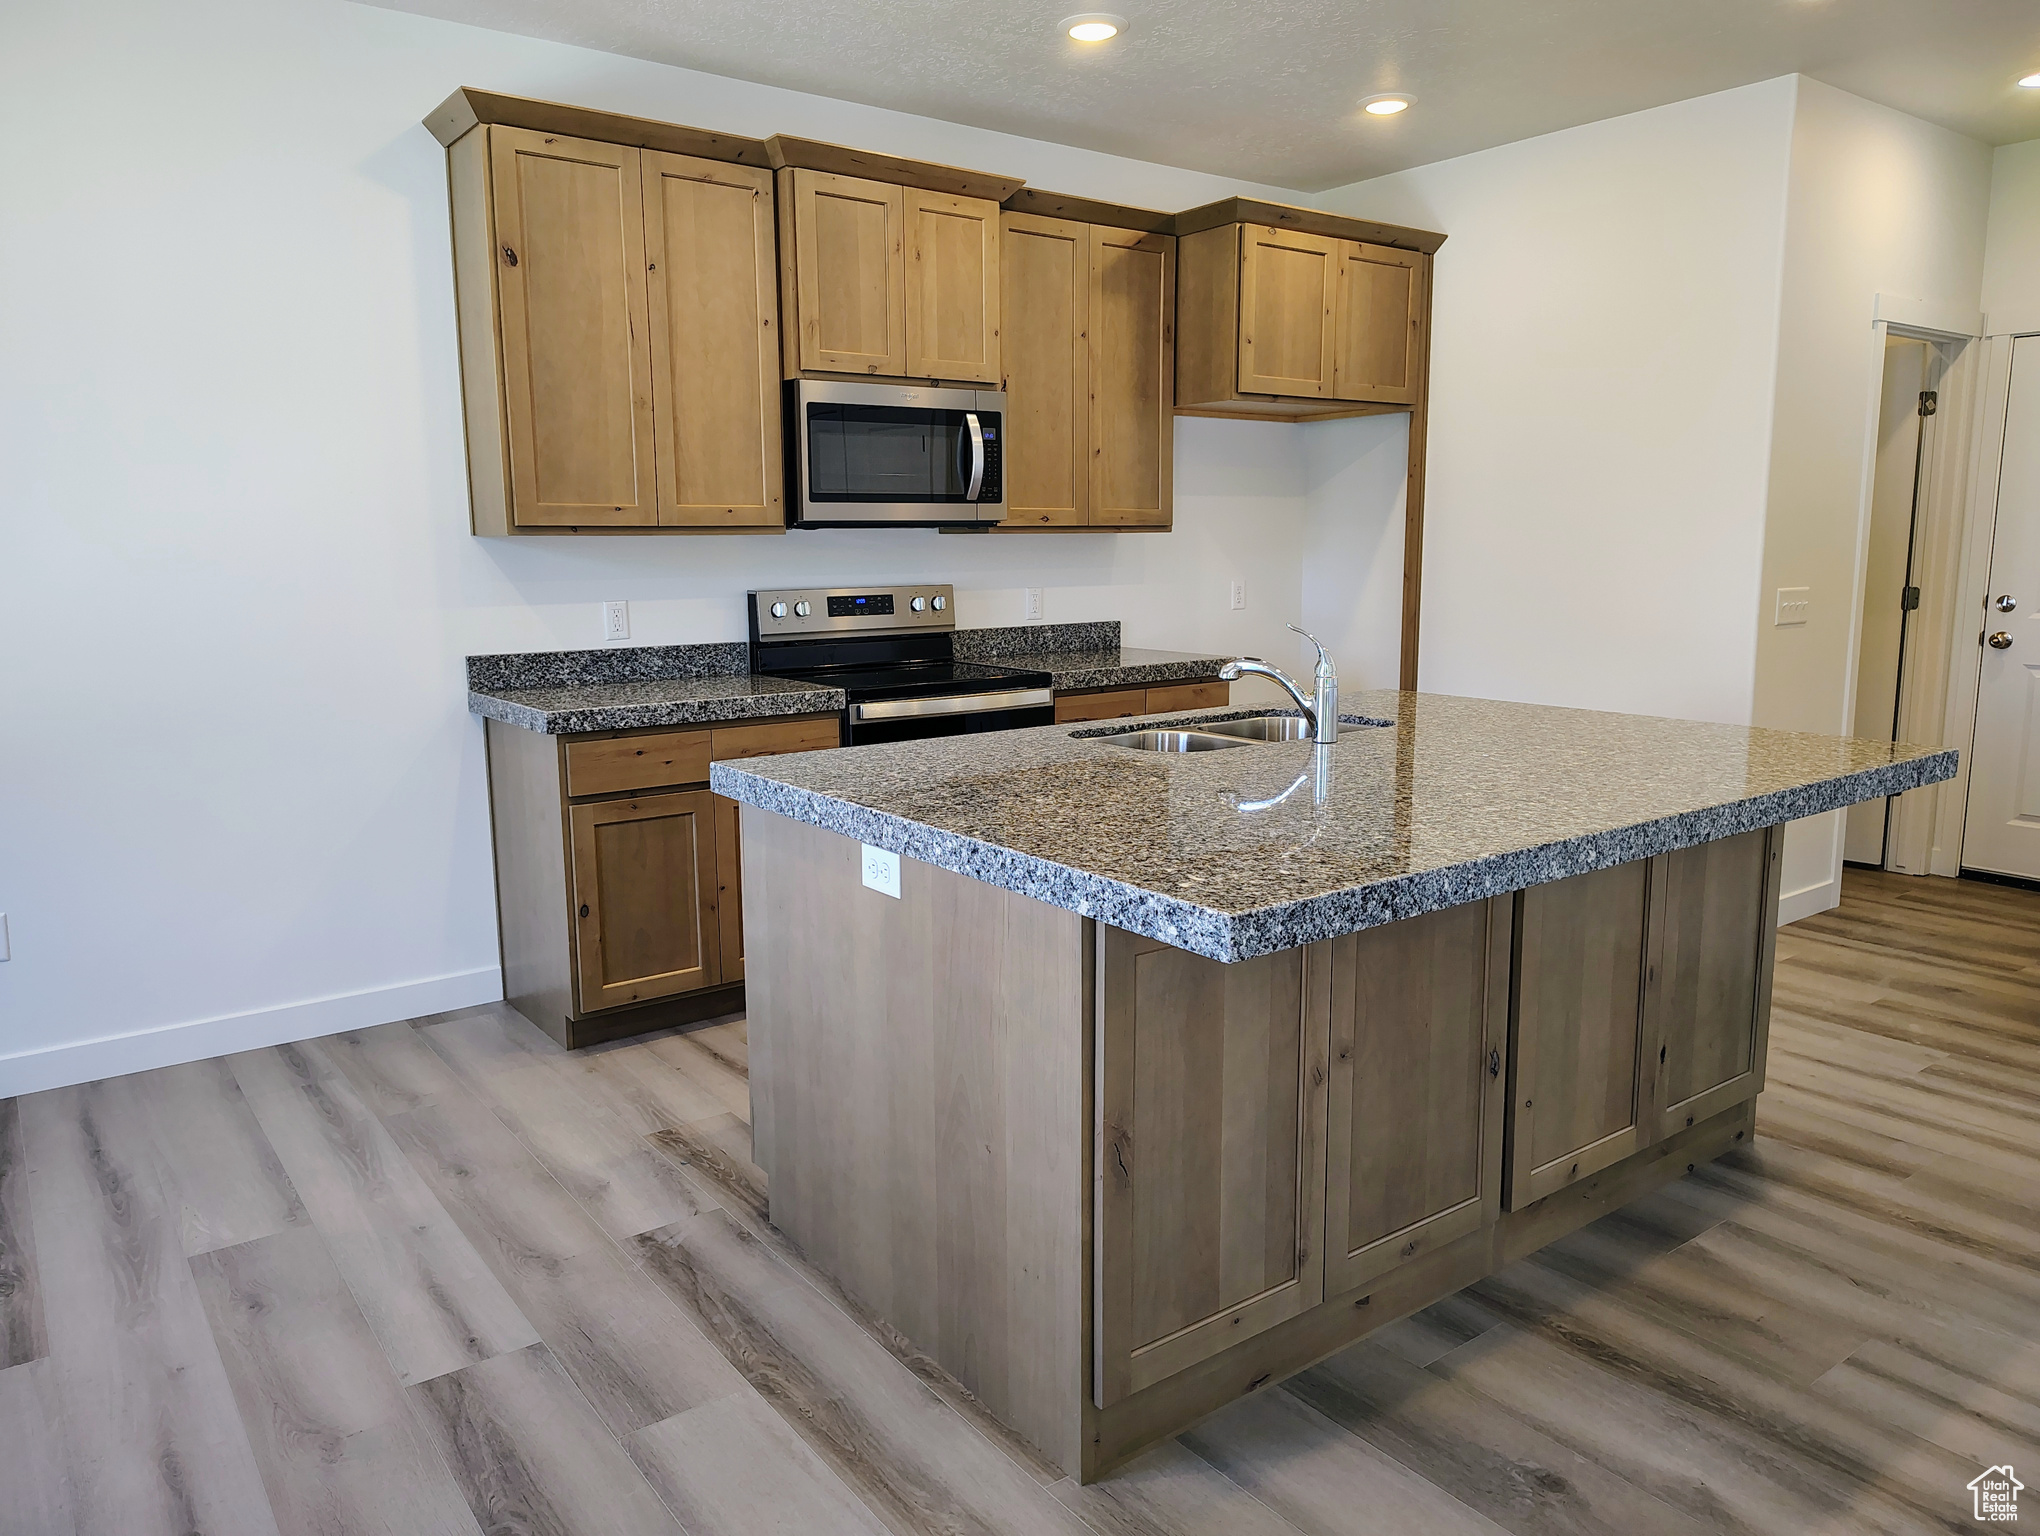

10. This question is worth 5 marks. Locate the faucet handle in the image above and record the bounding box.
[1286,625,1336,679]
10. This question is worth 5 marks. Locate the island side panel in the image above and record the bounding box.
[740,807,1091,1471]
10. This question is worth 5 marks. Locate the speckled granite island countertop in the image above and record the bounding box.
[710,691,1958,962]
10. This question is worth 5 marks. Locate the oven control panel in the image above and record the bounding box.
[750,585,955,638]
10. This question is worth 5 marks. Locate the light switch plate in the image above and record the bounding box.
[602,600,630,642]
[861,844,901,899]
[1775,587,1811,627]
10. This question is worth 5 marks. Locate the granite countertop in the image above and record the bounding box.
[709,691,1959,962]
[467,621,1232,734]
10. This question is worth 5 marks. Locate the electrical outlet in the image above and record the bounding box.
[1230,580,1246,611]
[1774,587,1811,627]
[602,600,630,642]
[861,844,901,899]
[1024,587,1044,623]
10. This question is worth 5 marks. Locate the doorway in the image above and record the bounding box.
[1962,333,2040,882]
[1844,336,1932,866]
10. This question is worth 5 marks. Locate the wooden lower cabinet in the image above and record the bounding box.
[569,790,721,1009]
[1094,931,1329,1406]
[1052,680,1229,725]
[1324,896,1510,1293]
[713,793,745,982]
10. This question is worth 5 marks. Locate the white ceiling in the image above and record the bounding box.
[374,0,2040,191]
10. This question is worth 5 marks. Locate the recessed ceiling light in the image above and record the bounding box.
[2020,71,2040,88]
[1361,94,1413,116]
[1062,12,1125,41]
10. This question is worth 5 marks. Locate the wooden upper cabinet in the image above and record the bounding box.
[1001,214,1088,525]
[1325,898,1509,1294]
[1333,242,1424,406]
[905,190,1001,383]
[487,127,657,527]
[1089,227,1175,527]
[780,168,906,377]
[1237,225,1338,398]
[642,154,783,528]
[568,789,721,1012]
[1095,931,1329,1407]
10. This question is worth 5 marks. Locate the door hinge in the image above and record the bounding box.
[1919,390,1937,417]
[1902,585,1921,611]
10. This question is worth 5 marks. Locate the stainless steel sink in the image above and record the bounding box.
[1099,729,1250,753]
[1193,715,1365,742]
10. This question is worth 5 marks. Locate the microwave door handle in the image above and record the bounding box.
[963,412,985,502]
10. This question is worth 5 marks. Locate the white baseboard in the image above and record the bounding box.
[1777,877,1841,927]
[0,967,503,1098]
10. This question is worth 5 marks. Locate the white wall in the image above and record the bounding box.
[0,0,1315,1093]
[1984,138,2040,333]
[1752,78,1991,917]
[1311,80,1799,726]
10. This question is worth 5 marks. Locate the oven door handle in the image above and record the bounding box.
[853,687,1052,723]
[963,412,985,502]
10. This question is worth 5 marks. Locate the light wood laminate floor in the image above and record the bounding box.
[2,869,2035,1535]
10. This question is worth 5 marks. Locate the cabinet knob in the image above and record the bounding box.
[579,903,590,918]
[501,245,519,268]
[1487,1049,1500,1078]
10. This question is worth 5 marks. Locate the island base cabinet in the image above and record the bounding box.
[1093,931,1329,1407]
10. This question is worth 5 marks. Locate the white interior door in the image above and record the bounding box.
[1963,334,2040,880]
[1844,338,1927,866]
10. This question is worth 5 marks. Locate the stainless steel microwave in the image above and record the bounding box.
[786,379,1005,528]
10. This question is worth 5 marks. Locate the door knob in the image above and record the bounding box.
[1998,594,2019,613]
[1989,632,2014,650]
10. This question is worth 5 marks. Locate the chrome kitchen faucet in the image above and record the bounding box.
[1219,626,1340,745]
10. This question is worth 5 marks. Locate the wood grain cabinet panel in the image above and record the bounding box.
[1236,225,1338,398]
[1088,227,1175,527]
[1053,688,1149,725]
[905,189,1001,383]
[564,729,713,799]
[783,168,906,376]
[1143,682,1227,713]
[1506,859,1652,1209]
[712,794,744,983]
[1325,897,1509,1293]
[1095,930,1329,1407]
[1652,828,1782,1137]
[568,790,721,1012]
[1000,214,1089,526]
[643,154,783,527]
[1332,241,1423,406]
[488,127,657,527]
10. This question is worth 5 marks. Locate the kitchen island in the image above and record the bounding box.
[709,692,1955,1482]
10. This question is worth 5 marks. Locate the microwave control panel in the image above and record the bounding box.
[978,419,1002,503]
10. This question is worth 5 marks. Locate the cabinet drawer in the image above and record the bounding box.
[1146,681,1228,713]
[1053,687,1150,724]
[565,729,712,798]
[710,716,841,762]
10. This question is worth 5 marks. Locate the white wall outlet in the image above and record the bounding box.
[1024,587,1044,623]
[602,600,630,642]
[1775,587,1812,627]
[1229,580,1247,611]
[861,844,901,899]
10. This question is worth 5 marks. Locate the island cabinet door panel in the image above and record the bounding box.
[1000,213,1088,526]
[1506,859,1654,1209]
[905,189,1001,383]
[1331,242,1423,406]
[1088,227,1175,527]
[1236,225,1338,398]
[642,154,783,527]
[1095,931,1330,1407]
[786,168,906,376]
[568,790,721,1012]
[1650,828,1782,1139]
[1324,898,1510,1295]
[488,127,657,527]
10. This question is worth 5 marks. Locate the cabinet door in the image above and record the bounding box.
[568,790,721,1012]
[1089,227,1175,528]
[1332,242,1423,406]
[643,154,783,528]
[905,190,1001,383]
[1053,687,1148,724]
[1651,828,1781,1138]
[1000,213,1088,526]
[713,795,745,983]
[788,169,906,375]
[1506,860,1653,1208]
[1325,898,1509,1294]
[1095,930,1329,1407]
[488,127,657,527]
[1236,224,1337,398]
